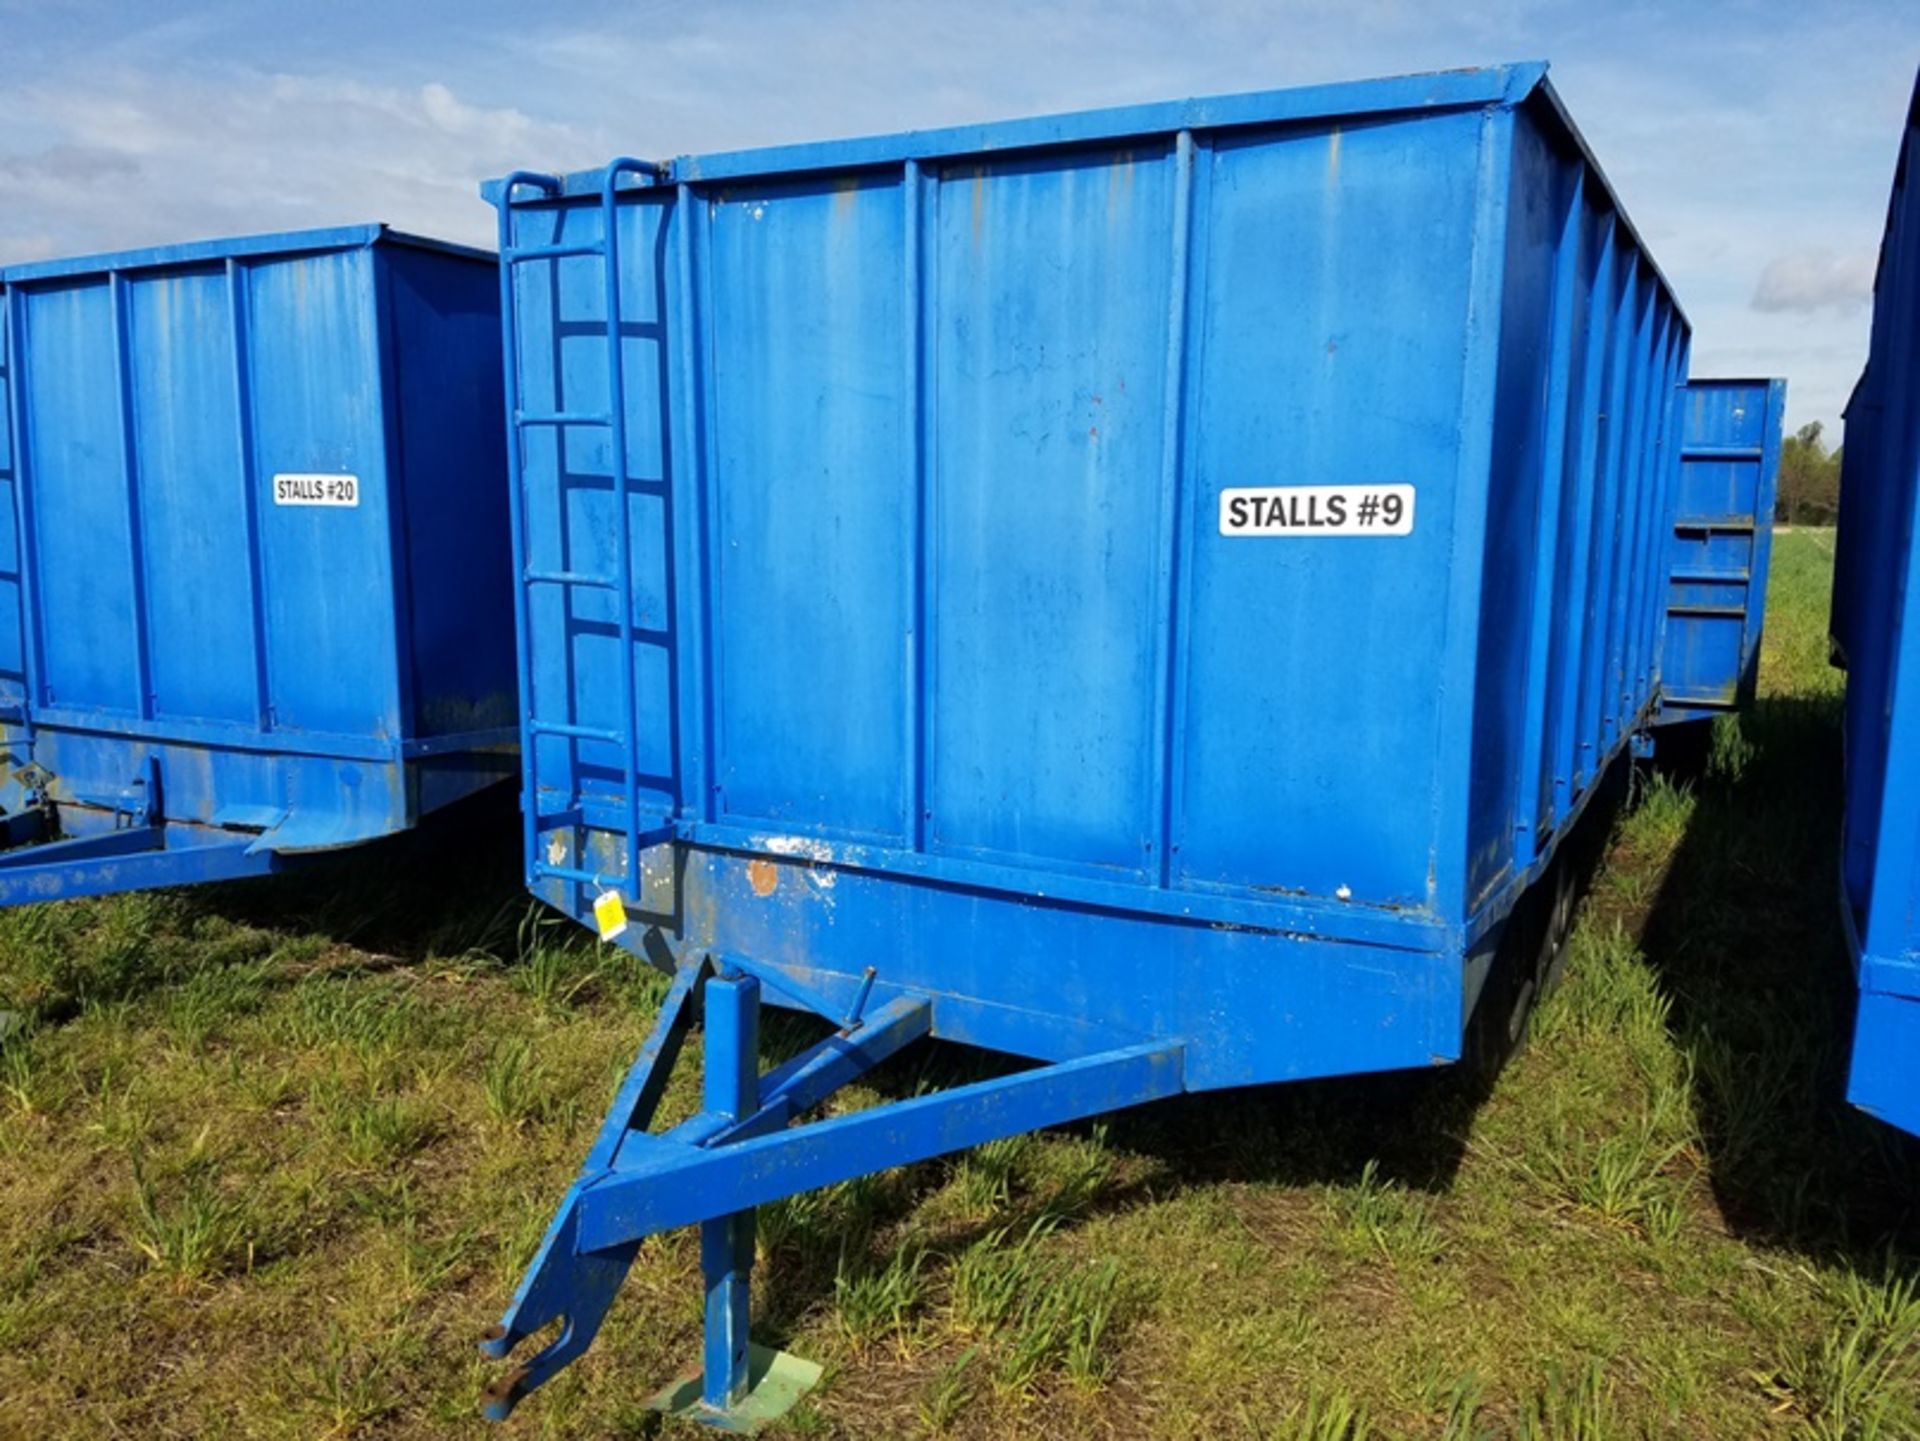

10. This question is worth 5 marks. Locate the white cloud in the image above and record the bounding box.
[2,0,1915,437]
[0,67,604,263]
[1752,247,1878,314]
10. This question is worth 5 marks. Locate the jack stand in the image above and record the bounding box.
[647,973,822,1433]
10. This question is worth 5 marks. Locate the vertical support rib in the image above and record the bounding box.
[1563,215,1616,788]
[109,273,153,720]
[700,973,760,1411]
[692,184,724,825]
[671,180,708,825]
[904,158,928,851]
[1513,169,1585,869]
[0,297,14,735]
[3,286,43,735]
[1617,283,1656,720]
[1150,130,1195,889]
[1587,249,1635,755]
[1433,107,1515,921]
[224,260,272,732]
[1615,275,1656,736]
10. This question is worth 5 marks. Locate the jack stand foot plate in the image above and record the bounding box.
[646,1345,822,1434]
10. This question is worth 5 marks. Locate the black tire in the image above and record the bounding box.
[1537,857,1576,1003]
[1461,884,1544,1083]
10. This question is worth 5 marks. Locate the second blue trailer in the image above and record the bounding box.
[0,226,515,903]
[479,62,1726,1424]
[1831,70,1920,1140]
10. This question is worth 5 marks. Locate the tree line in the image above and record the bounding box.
[1777,421,1841,525]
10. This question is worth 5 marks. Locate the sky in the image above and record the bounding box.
[1,0,1914,438]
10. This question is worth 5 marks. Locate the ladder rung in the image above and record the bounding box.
[530,719,625,744]
[560,617,670,646]
[1670,569,1749,584]
[507,243,607,263]
[533,832,678,890]
[525,569,619,590]
[515,410,613,427]
[534,862,618,888]
[1682,445,1763,461]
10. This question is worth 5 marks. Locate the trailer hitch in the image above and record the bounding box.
[479,948,1185,1430]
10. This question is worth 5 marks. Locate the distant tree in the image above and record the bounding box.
[1776,420,1842,525]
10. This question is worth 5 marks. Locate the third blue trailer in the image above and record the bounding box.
[0,227,514,903]
[477,62,1757,1424]
[1832,69,1920,1140]
[1659,378,1785,725]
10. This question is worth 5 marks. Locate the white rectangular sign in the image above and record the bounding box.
[1219,484,1415,537]
[272,473,360,508]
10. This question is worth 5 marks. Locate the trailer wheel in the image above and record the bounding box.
[1462,886,1543,1082]
[1537,857,1577,1003]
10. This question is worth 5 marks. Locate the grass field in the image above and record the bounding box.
[1,527,1916,1439]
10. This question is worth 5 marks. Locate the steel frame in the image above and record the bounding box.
[479,951,1185,1426]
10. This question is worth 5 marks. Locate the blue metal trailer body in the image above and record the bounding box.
[1658,379,1785,725]
[0,227,515,901]
[1833,73,1920,1140]
[482,62,1694,1422]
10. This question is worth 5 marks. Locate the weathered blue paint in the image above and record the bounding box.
[1832,70,1920,1139]
[0,226,516,901]
[1657,378,1786,725]
[482,61,1702,1419]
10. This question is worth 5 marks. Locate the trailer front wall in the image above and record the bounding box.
[498,65,1688,1087]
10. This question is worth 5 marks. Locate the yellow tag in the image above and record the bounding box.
[593,889,628,941]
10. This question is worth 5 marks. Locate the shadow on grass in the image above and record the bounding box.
[739,791,1648,1349]
[1642,695,1920,1263]
[56,756,1660,1345]
[199,778,1544,1205]
[195,782,527,964]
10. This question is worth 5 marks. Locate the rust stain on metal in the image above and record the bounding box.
[747,859,779,897]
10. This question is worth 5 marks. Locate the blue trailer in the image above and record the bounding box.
[481,62,1704,1425]
[0,227,515,903]
[1831,71,1920,1139]
[1659,379,1785,725]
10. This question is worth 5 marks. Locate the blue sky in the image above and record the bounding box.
[2,0,1913,437]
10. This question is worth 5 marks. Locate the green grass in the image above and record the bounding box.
[0,529,1915,1437]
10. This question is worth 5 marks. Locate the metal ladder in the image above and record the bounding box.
[495,160,673,901]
